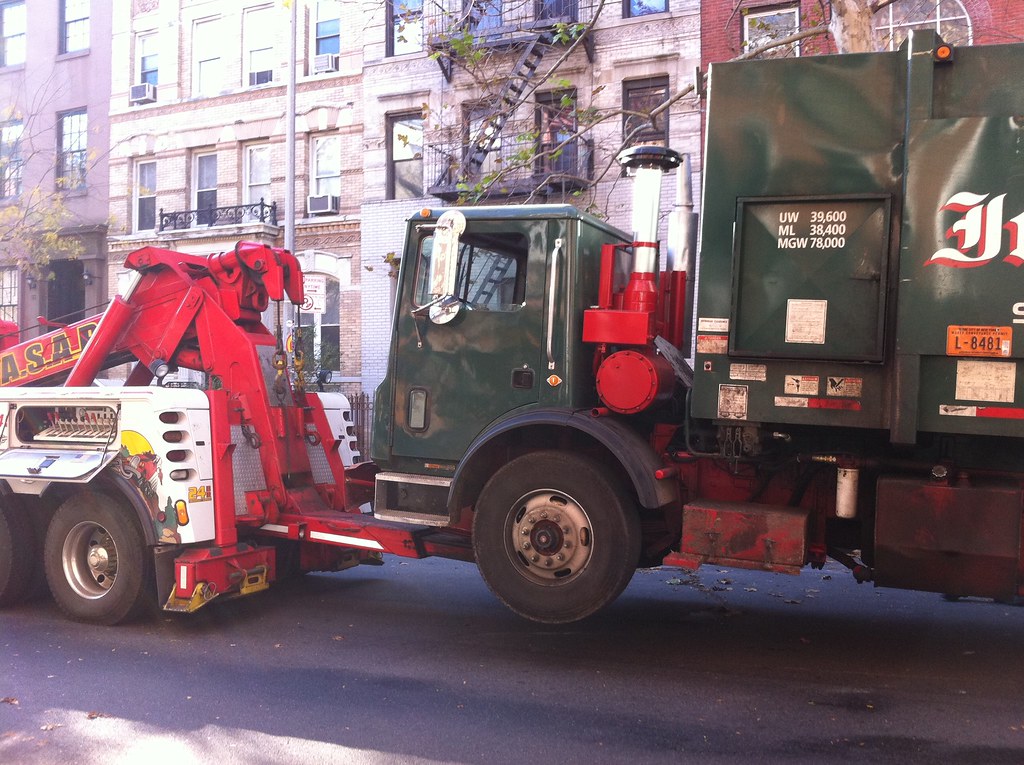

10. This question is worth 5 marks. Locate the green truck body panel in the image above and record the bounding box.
[694,31,1024,441]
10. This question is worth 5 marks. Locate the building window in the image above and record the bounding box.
[245,5,275,87]
[873,0,972,50]
[0,267,17,324]
[625,0,665,18]
[312,135,341,197]
[743,7,799,57]
[388,0,422,57]
[315,0,341,55]
[622,77,669,148]
[193,18,223,96]
[57,109,87,191]
[0,120,22,198]
[60,0,89,54]
[467,0,502,31]
[387,114,423,199]
[1,2,25,67]
[536,91,580,176]
[245,144,271,217]
[536,0,576,22]
[194,152,217,226]
[136,160,156,231]
[136,32,158,85]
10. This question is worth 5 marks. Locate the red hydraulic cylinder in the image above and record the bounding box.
[65,296,134,386]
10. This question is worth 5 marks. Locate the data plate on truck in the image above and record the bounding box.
[945,326,1012,357]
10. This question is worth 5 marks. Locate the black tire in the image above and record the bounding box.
[0,501,38,607]
[472,451,641,623]
[44,491,152,625]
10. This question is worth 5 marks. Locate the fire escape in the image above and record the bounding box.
[426,1,596,201]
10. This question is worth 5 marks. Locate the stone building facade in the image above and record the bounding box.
[106,0,1022,395]
[106,0,702,394]
[0,0,111,336]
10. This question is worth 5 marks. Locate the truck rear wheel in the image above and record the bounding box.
[472,451,641,623]
[0,502,39,607]
[44,492,151,625]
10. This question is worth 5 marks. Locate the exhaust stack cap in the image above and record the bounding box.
[617,145,683,172]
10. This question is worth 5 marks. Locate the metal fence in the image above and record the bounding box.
[348,391,374,463]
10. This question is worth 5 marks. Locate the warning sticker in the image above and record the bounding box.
[730,363,767,381]
[698,317,730,333]
[955,360,1016,403]
[775,396,808,408]
[697,335,728,355]
[775,396,861,411]
[826,376,863,397]
[784,375,819,395]
[946,326,1012,357]
[718,384,749,420]
[785,299,827,344]
[940,404,1024,420]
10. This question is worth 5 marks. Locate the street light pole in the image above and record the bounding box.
[285,0,297,257]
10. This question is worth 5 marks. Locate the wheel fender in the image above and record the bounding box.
[452,408,678,512]
[91,469,160,547]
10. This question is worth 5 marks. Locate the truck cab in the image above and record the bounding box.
[372,205,635,525]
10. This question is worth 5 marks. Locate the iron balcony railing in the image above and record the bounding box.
[159,200,278,232]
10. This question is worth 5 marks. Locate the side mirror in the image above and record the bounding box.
[426,210,466,324]
[428,294,463,325]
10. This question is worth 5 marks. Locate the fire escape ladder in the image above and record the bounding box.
[469,252,515,305]
[458,32,551,181]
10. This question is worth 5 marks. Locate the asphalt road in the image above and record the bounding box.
[2,556,1024,765]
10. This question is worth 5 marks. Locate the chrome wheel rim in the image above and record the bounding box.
[61,521,118,599]
[505,489,593,586]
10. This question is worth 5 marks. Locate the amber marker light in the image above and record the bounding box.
[175,499,190,526]
[934,43,954,61]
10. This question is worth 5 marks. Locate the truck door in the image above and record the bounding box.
[390,213,556,463]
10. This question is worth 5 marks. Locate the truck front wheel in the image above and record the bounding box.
[472,451,641,623]
[44,492,151,625]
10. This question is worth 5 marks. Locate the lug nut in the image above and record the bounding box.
[522,542,531,550]
[544,558,553,567]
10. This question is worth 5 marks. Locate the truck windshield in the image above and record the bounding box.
[413,230,528,312]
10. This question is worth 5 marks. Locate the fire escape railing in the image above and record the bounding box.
[425,118,593,200]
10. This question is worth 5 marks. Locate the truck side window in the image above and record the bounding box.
[413,230,528,312]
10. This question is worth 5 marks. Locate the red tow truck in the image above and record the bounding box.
[0,242,466,624]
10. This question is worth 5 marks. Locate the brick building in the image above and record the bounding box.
[0,0,111,336]
[701,0,1024,70]
[108,0,364,387]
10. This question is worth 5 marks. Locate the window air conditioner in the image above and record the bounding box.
[129,83,158,105]
[307,195,340,215]
[249,70,273,86]
[313,53,340,74]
